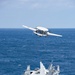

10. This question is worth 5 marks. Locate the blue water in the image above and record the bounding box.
[0,29,75,75]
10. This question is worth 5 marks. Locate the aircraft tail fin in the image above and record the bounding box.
[40,62,46,75]
[27,65,30,71]
[57,65,60,72]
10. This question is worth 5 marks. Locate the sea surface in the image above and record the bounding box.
[0,29,75,75]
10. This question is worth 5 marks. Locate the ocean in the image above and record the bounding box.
[0,29,75,75]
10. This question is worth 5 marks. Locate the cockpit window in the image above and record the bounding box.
[30,72,33,74]
[36,30,47,34]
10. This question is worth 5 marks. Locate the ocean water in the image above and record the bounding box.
[0,29,75,75]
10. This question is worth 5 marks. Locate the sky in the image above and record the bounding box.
[0,0,75,28]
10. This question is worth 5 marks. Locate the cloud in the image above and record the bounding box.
[0,0,75,9]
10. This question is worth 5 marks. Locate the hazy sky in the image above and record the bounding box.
[0,0,75,28]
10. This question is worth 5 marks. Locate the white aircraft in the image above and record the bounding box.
[24,62,60,75]
[23,25,62,37]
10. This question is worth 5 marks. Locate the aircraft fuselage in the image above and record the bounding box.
[34,30,48,36]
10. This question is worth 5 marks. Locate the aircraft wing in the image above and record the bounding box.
[47,32,62,37]
[23,25,36,31]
